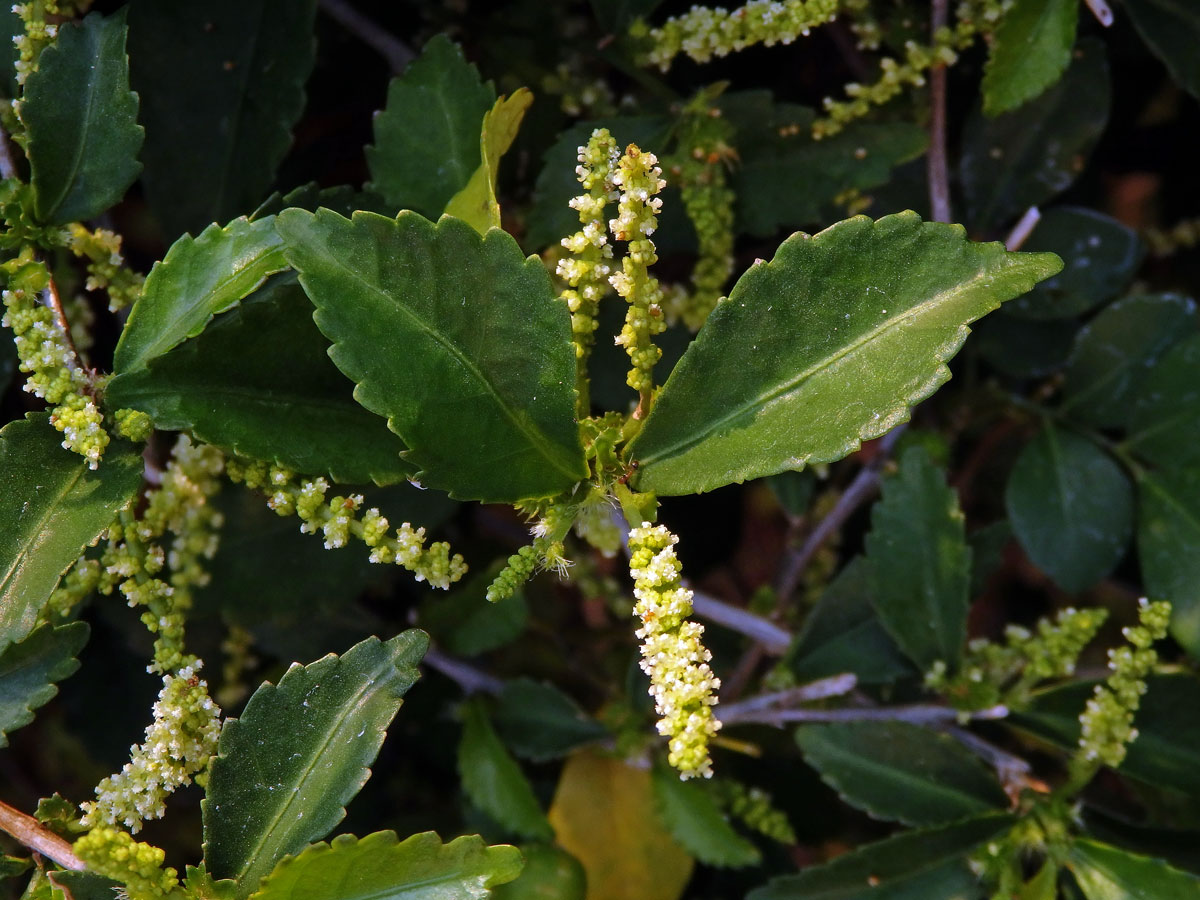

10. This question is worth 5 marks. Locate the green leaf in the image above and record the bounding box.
[491,844,585,900]
[864,446,971,672]
[0,415,143,654]
[203,631,428,897]
[1003,207,1144,320]
[1128,334,1200,470]
[277,209,587,502]
[46,871,122,900]
[974,312,1078,378]
[1069,839,1200,899]
[969,520,1013,597]
[1019,862,1057,900]
[107,274,412,485]
[1061,293,1197,429]
[981,0,1078,115]
[628,212,1062,496]
[366,35,496,218]
[0,622,88,746]
[1005,425,1133,594]
[786,558,915,685]
[650,762,760,868]
[1123,0,1200,100]
[589,0,667,30]
[418,562,528,657]
[795,722,1007,827]
[126,0,317,238]
[458,698,553,841]
[248,831,522,900]
[962,38,1109,230]
[766,470,816,517]
[445,89,533,234]
[22,10,143,225]
[491,679,609,762]
[746,813,1014,900]
[1011,674,1200,798]
[1137,467,1200,657]
[113,216,289,374]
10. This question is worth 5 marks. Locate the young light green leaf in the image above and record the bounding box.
[113,216,289,374]
[127,0,317,238]
[248,831,522,900]
[203,631,428,898]
[22,9,142,225]
[981,0,1078,115]
[444,89,533,234]
[491,679,609,762]
[107,275,412,485]
[1128,334,1200,470]
[1006,425,1133,594]
[1069,839,1200,899]
[366,35,496,217]
[1137,467,1200,658]
[628,212,1062,496]
[746,813,1014,900]
[0,415,142,654]
[650,762,760,868]
[1061,293,1197,429]
[277,209,587,502]
[962,38,1109,230]
[1019,861,1057,900]
[0,622,88,746]
[491,844,585,900]
[458,699,553,842]
[864,446,971,672]
[795,721,1008,826]
[1123,0,1200,100]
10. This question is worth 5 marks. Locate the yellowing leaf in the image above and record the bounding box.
[445,89,533,234]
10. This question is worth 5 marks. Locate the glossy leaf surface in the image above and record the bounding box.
[113,216,289,374]
[108,275,412,485]
[629,212,1061,495]
[23,10,143,225]
[1128,333,1200,469]
[444,89,533,234]
[1069,839,1200,899]
[249,831,522,900]
[127,0,317,237]
[278,209,586,502]
[0,416,142,654]
[796,721,1007,826]
[366,35,495,218]
[1005,425,1132,594]
[650,762,760,868]
[0,622,88,746]
[981,0,1077,115]
[1137,467,1200,657]
[204,631,427,897]
[1124,0,1200,99]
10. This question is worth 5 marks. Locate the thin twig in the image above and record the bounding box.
[718,674,857,721]
[722,701,1007,728]
[946,726,1031,786]
[318,0,414,73]
[1005,206,1041,251]
[1083,0,1114,27]
[692,591,792,654]
[0,121,17,181]
[0,800,85,872]
[422,646,504,695]
[927,0,951,223]
[42,277,84,369]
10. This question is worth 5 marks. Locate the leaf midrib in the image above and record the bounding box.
[636,264,1003,467]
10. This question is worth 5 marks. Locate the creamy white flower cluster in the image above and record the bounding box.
[628,523,721,779]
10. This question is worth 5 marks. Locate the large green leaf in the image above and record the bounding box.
[961,38,1109,230]
[248,831,522,900]
[107,275,412,485]
[1123,0,1200,100]
[981,0,1077,115]
[1005,425,1133,594]
[113,216,289,374]
[0,416,142,654]
[746,814,1014,899]
[1011,674,1200,798]
[1061,293,1197,429]
[1137,467,1200,657]
[0,622,88,746]
[126,0,317,237]
[458,699,553,841]
[365,35,496,218]
[864,446,971,672]
[1069,839,1200,899]
[491,844,585,900]
[627,212,1061,496]
[203,631,428,897]
[650,762,760,868]
[22,10,143,225]
[491,679,609,762]
[444,89,533,234]
[796,721,1007,827]
[1128,333,1200,470]
[277,209,586,502]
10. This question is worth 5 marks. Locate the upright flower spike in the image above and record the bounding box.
[627,522,721,779]
[609,144,668,415]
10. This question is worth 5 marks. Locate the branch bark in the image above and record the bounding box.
[0,799,85,872]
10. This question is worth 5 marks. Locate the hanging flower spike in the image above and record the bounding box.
[628,522,721,779]
[74,826,182,899]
